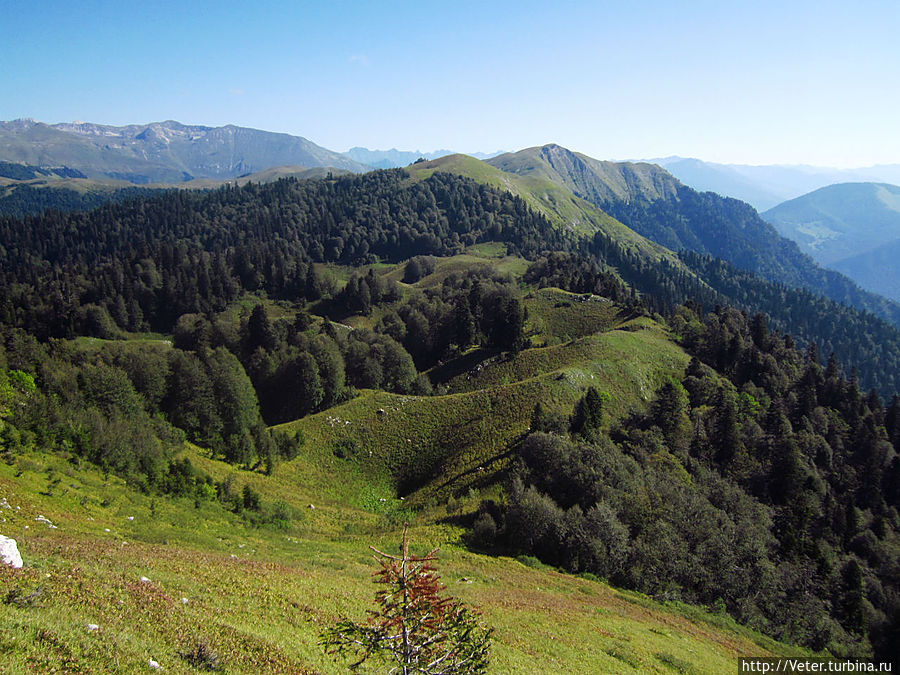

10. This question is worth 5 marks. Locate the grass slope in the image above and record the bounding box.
[407,154,676,264]
[274,311,688,507]
[487,144,681,204]
[0,445,807,674]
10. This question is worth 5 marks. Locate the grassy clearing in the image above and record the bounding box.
[524,287,625,343]
[442,318,688,416]
[409,253,530,290]
[0,451,807,674]
[267,316,688,508]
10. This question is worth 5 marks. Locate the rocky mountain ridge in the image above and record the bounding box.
[0,118,367,183]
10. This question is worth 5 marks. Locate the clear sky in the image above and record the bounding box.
[2,0,899,167]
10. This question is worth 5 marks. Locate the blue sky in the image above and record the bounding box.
[2,0,899,167]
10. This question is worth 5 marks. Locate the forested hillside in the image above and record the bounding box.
[1,167,899,666]
[471,297,900,660]
[488,145,900,329]
[0,183,163,218]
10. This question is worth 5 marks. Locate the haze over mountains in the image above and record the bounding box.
[4,116,900,319]
[2,117,897,323]
[4,116,896,211]
[651,156,900,211]
[763,182,900,302]
[344,147,504,169]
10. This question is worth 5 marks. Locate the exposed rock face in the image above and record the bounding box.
[0,118,368,183]
[0,534,23,568]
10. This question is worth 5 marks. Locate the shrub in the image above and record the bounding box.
[178,638,223,672]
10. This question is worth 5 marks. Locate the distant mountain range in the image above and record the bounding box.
[649,156,900,211]
[344,147,504,169]
[0,118,509,181]
[763,182,900,302]
[0,118,367,183]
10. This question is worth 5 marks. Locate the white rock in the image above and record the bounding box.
[140,576,151,583]
[86,623,99,631]
[0,535,23,568]
[104,528,111,532]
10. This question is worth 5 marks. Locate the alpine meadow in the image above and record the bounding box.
[3,2,900,672]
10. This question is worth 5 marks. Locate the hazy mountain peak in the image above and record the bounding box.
[0,118,368,182]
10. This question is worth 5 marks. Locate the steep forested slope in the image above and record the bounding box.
[488,146,900,329]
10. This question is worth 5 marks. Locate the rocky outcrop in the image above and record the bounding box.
[0,534,23,568]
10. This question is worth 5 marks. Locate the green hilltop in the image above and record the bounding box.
[407,153,682,265]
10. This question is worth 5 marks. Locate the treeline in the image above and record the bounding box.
[0,184,160,218]
[471,305,900,660]
[0,161,87,182]
[3,168,900,396]
[679,252,900,395]
[172,263,529,424]
[0,342,294,528]
[0,170,567,338]
[375,265,527,369]
[174,301,424,425]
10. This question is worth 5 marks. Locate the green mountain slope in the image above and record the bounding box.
[407,153,681,265]
[488,144,680,203]
[277,312,687,505]
[2,164,898,666]
[0,437,801,674]
[488,144,900,328]
[403,150,900,395]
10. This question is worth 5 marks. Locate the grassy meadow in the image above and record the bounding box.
[0,446,807,674]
